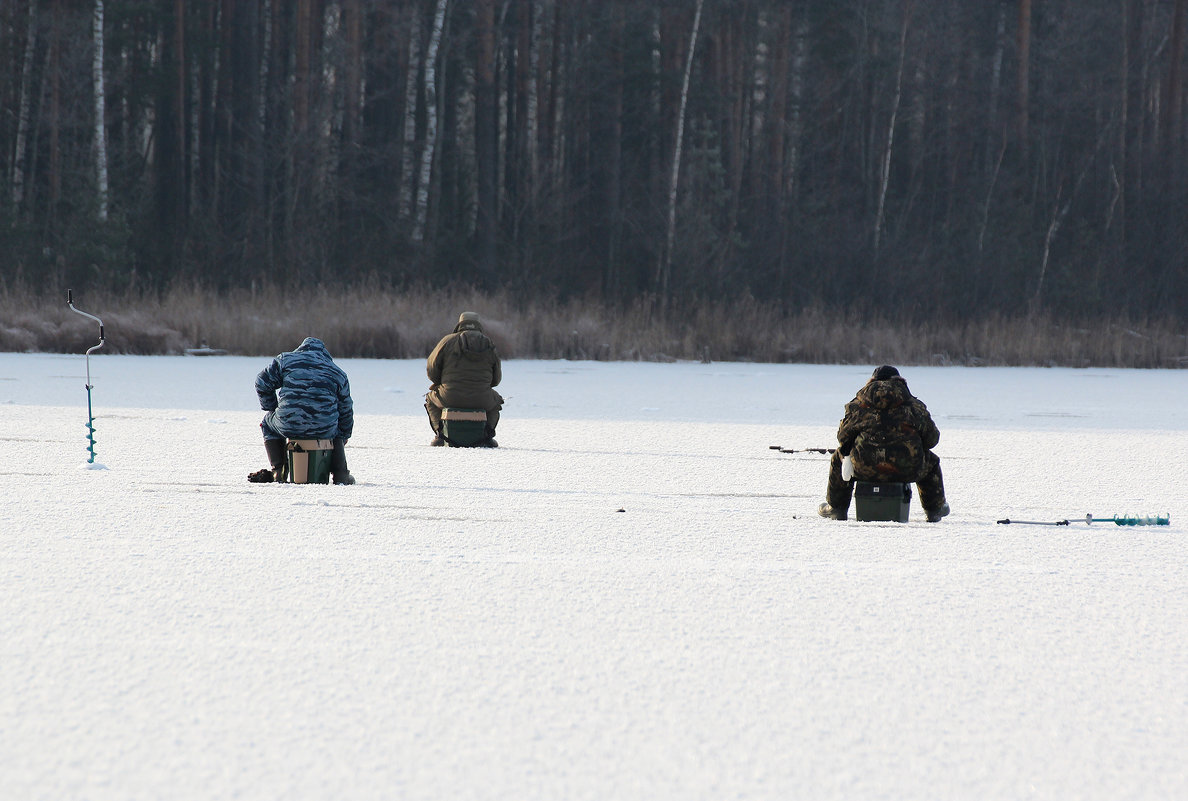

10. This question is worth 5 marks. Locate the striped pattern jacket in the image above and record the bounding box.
[256,337,354,440]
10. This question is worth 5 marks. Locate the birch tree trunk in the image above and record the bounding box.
[874,2,911,256]
[12,0,37,208]
[655,0,704,307]
[398,8,422,221]
[412,0,449,245]
[172,0,186,222]
[785,11,807,202]
[93,0,110,220]
[260,0,272,139]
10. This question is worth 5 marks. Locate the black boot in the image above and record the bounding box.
[249,438,288,483]
[426,400,444,446]
[481,426,499,448]
[331,439,355,485]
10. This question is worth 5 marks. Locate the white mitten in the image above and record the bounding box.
[841,454,854,481]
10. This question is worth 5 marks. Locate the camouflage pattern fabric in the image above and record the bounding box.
[256,337,353,441]
[824,375,946,515]
[826,448,946,515]
[837,376,939,479]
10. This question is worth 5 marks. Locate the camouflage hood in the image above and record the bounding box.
[254,336,352,440]
[295,336,330,356]
[854,376,912,412]
[836,373,939,480]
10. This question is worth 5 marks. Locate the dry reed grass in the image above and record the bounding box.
[1,283,1184,368]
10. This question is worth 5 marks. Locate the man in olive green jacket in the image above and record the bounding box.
[425,311,503,446]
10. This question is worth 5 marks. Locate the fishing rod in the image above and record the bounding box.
[67,290,105,464]
[997,514,1170,527]
[769,445,850,478]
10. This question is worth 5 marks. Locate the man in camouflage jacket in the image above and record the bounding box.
[425,311,503,446]
[249,337,355,484]
[819,365,948,521]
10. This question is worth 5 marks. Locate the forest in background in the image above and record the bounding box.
[1,0,1186,363]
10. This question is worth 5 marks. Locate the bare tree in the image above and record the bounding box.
[11,1,38,209]
[874,1,912,256]
[656,0,704,306]
[398,6,423,222]
[412,0,449,245]
[1165,0,1186,172]
[474,0,498,279]
[92,0,109,220]
[1017,0,1032,150]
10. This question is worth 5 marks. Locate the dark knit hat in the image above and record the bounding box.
[871,365,900,381]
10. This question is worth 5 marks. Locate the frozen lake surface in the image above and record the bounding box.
[2,353,1185,800]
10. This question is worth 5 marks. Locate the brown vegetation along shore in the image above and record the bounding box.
[2,284,1184,369]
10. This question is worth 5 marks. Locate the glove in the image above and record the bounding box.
[841,454,854,481]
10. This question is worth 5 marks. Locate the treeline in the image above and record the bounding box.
[1,0,1187,325]
[5,283,1185,367]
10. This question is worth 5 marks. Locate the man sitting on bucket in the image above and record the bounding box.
[818,365,949,522]
[425,311,503,447]
[249,336,355,484]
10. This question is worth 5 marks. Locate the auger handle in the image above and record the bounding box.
[67,290,105,389]
[68,289,106,341]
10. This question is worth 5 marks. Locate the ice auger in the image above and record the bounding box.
[67,290,105,463]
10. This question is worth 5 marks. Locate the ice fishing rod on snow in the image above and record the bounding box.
[997,514,1170,526]
[67,289,105,464]
[768,445,835,454]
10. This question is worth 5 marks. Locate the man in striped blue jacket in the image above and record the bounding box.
[249,337,355,484]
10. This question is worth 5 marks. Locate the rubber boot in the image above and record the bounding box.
[267,438,288,482]
[425,399,444,445]
[481,426,499,448]
[249,438,288,483]
[821,450,852,519]
[917,454,947,521]
[331,439,355,485]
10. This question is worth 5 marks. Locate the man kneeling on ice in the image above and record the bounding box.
[249,337,355,484]
[818,365,949,522]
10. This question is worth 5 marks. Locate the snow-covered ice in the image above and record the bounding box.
[1,353,1186,800]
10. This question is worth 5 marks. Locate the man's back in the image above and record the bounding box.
[256,337,353,440]
[838,374,938,480]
